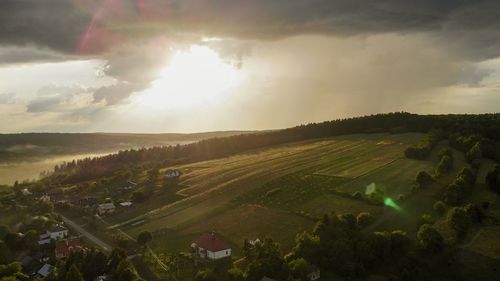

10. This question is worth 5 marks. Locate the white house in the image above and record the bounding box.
[165,169,180,179]
[249,238,261,246]
[307,265,321,281]
[48,225,68,240]
[119,201,133,207]
[97,203,116,215]
[191,232,231,260]
[21,188,32,196]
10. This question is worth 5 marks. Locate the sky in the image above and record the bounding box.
[1,0,500,133]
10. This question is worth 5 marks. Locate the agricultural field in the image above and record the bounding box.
[110,133,439,253]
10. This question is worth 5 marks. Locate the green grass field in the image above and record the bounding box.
[110,133,437,253]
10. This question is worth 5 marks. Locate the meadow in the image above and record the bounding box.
[110,133,438,254]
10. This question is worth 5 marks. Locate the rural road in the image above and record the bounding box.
[57,213,112,251]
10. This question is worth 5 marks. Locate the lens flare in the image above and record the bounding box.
[384,197,402,211]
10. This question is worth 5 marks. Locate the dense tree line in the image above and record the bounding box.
[45,248,142,281]
[210,212,453,281]
[404,129,444,160]
[43,113,500,185]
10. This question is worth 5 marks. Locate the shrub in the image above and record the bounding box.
[356,212,374,228]
[447,207,470,239]
[417,224,444,253]
[416,171,434,188]
[433,201,446,216]
[436,155,453,176]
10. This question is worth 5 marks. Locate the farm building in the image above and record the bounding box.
[191,232,232,260]
[307,265,321,281]
[119,201,133,207]
[165,169,181,179]
[48,225,68,239]
[37,264,52,278]
[39,224,68,244]
[97,203,116,215]
[249,238,261,246]
[55,239,86,259]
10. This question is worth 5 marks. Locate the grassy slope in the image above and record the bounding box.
[104,133,436,255]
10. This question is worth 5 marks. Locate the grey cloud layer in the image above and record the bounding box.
[1,0,500,60]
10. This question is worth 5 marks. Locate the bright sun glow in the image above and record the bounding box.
[135,45,243,111]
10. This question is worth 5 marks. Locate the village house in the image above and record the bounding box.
[48,225,68,239]
[37,264,52,278]
[307,265,321,281]
[249,238,261,246]
[119,201,133,207]
[38,194,51,202]
[55,239,86,259]
[165,169,181,179]
[96,202,116,215]
[38,224,68,244]
[21,188,32,196]
[191,232,232,260]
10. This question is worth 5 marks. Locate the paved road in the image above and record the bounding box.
[57,213,111,251]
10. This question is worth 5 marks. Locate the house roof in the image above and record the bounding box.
[37,264,52,277]
[193,233,230,252]
[98,203,115,209]
[49,224,68,233]
[55,239,85,257]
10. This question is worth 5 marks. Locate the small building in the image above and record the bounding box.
[191,232,232,260]
[37,264,52,278]
[95,275,111,281]
[261,277,277,281]
[21,188,32,196]
[39,194,51,202]
[97,203,116,215]
[249,238,261,246]
[165,169,180,179]
[55,239,86,259]
[38,233,51,245]
[119,201,133,207]
[48,225,68,240]
[307,265,321,281]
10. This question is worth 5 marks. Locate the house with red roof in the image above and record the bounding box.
[55,239,86,259]
[191,232,232,260]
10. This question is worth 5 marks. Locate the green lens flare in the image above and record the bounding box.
[384,197,401,211]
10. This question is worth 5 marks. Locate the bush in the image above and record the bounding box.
[417,224,444,253]
[486,164,500,194]
[436,155,453,176]
[447,207,470,239]
[417,214,434,230]
[356,212,374,228]
[466,142,482,163]
[433,201,446,216]
[416,171,434,188]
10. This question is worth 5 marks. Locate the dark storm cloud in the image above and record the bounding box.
[2,0,500,60]
[0,0,90,53]
[0,47,67,65]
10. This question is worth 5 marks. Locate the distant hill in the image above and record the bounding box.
[0,131,251,162]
